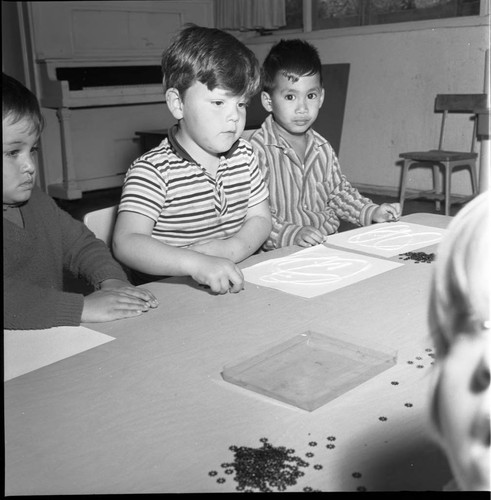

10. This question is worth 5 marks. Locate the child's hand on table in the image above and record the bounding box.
[188,254,244,294]
[99,279,159,306]
[82,280,159,323]
[294,226,325,247]
[372,203,401,223]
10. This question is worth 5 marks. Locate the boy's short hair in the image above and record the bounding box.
[2,72,44,136]
[261,39,323,93]
[161,24,260,100]
[428,191,490,358]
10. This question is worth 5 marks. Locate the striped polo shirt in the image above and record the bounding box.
[250,115,378,250]
[119,125,269,247]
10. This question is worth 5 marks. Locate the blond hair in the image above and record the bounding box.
[428,191,490,445]
[428,191,491,358]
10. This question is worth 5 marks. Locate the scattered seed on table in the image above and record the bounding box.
[407,360,414,364]
[327,436,336,441]
[404,403,413,408]
[304,487,313,492]
[357,486,367,492]
[217,477,226,484]
[306,452,314,458]
[391,381,399,385]
[326,444,335,449]
[220,438,310,492]
[309,441,317,446]
[379,416,388,422]
[208,470,218,477]
[352,472,362,478]
[314,464,323,470]
[417,365,424,368]
[398,251,435,263]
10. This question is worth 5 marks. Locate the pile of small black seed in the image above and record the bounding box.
[222,438,309,492]
[398,251,435,263]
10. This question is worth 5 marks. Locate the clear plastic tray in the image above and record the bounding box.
[222,331,397,411]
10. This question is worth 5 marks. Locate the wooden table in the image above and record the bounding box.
[4,214,453,494]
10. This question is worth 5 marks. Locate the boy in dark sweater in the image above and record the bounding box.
[3,73,159,330]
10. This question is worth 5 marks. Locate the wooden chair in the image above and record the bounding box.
[83,205,118,246]
[399,93,487,215]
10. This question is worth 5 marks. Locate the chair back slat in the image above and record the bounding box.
[435,94,487,113]
[471,117,478,153]
[437,110,447,150]
[435,94,487,152]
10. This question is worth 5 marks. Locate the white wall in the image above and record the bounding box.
[246,17,489,197]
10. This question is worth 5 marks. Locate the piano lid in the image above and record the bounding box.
[56,65,162,91]
[38,60,165,109]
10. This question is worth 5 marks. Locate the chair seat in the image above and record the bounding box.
[400,150,478,162]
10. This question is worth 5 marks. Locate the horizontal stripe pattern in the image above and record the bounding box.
[250,115,377,250]
[119,137,268,247]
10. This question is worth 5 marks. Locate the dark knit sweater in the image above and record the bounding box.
[3,186,128,330]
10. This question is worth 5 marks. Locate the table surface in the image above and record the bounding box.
[4,213,453,494]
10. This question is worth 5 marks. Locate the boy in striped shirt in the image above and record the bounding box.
[249,39,400,250]
[113,25,272,294]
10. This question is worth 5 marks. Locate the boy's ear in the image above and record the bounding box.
[319,87,325,108]
[165,88,184,120]
[261,91,273,113]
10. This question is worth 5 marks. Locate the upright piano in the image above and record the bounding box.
[21,1,214,199]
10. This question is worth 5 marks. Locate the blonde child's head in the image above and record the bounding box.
[428,191,490,491]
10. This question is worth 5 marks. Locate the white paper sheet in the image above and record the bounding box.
[325,222,446,257]
[4,326,115,381]
[243,245,402,298]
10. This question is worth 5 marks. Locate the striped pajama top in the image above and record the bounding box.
[249,115,378,250]
[119,125,269,248]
